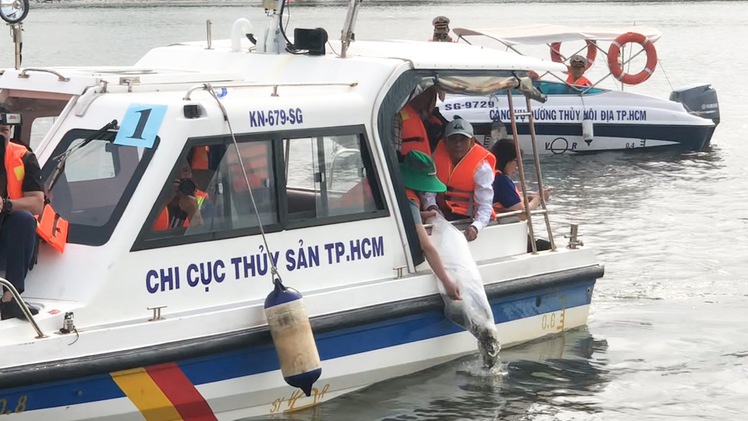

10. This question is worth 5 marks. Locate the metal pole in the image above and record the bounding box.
[340,0,362,58]
[206,20,213,50]
[525,95,556,251]
[12,23,23,70]
[506,91,537,253]
[0,277,47,339]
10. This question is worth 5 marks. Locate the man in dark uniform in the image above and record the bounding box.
[0,105,44,320]
[430,16,454,42]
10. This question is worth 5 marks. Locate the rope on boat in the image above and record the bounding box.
[207,85,281,283]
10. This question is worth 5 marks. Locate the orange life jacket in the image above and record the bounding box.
[5,142,69,253]
[4,141,27,200]
[333,178,375,212]
[433,141,496,218]
[405,188,420,208]
[492,170,522,213]
[400,103,432,157]
[565,74,593,87]
[190,145,210,170]
[153,189,208,231]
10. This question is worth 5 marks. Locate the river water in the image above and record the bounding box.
[5,1,748,420]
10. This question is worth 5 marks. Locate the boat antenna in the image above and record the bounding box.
[340,0,363,58]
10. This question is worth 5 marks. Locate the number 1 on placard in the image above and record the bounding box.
[113,103,166,149]
[128,108,152,140]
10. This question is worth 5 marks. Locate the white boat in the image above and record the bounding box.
[440,25,720,154]
[0,2,603,419]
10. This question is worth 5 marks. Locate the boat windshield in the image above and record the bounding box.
[534,80,605,95]
[41,128,156,246]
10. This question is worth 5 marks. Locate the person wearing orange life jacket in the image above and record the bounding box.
[566,54,594,87]
[398,86,448,158]
[423,118,496,242]
[400,150,460,301]
[0,106,44,320]
[153,157,213,231]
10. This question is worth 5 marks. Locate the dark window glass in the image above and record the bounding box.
[42,129,156,246]
[284,133,385,223]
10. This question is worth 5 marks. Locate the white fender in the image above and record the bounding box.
[582,118,594,142]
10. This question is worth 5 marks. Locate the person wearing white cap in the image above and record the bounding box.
[566,54,593,87]
[429,16,454,42]
[423,117,496,242]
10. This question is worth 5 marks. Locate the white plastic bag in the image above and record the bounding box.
[428,214,501,367]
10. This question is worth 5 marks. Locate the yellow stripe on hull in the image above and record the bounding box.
[111,368,184,421]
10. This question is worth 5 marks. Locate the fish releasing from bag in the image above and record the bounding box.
[428,215,501,367]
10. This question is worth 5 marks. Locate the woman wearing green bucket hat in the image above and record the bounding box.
[400,151,461,301]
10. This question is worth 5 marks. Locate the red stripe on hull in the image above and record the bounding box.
[146,363,218,421]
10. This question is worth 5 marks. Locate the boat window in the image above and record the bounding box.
[41,129,156,246]
[30,116,57,150]
[139,138,280,244]
[284,133,385,226]
[222,141,278,229]
[0,95,70,149]
[133,128,385,251]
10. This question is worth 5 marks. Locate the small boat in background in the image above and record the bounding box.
[441,25,720,154]
[0,2,602,419]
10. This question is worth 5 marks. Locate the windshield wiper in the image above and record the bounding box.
[46,119,118,192]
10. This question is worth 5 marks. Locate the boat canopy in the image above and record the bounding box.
[453,25,662,46]
[345,39,567,72]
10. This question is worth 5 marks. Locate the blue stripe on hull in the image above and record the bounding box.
[473,122,715,151]
[0,278,595,413]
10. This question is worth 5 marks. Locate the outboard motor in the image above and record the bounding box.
[670,84,720,124]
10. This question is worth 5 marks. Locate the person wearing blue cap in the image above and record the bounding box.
[400,150,461,301]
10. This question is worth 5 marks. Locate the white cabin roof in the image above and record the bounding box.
[343,39,567,72]
[453,24,662,46]
[143,38,567,74]
[0,38,566,98]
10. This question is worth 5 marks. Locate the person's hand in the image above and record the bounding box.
[542,187,552,202]
[420,209,438,221]
[426,205,443,216]
[178,194,199,216]
[443,280,461,301]
[464,225,478,242]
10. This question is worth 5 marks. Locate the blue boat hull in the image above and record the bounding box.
[0,266,601,419]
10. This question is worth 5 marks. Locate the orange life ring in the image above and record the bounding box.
[550,40,597,71]
[607,32,658,85]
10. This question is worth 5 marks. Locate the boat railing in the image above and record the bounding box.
[327,147,360,188]
[495,208,547,219]
[18,68,71,82]
[429,208,547,229]
[506,91,556,253]
[182,81,359,100]
[432,208,547,228]
[0,277,47,339]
